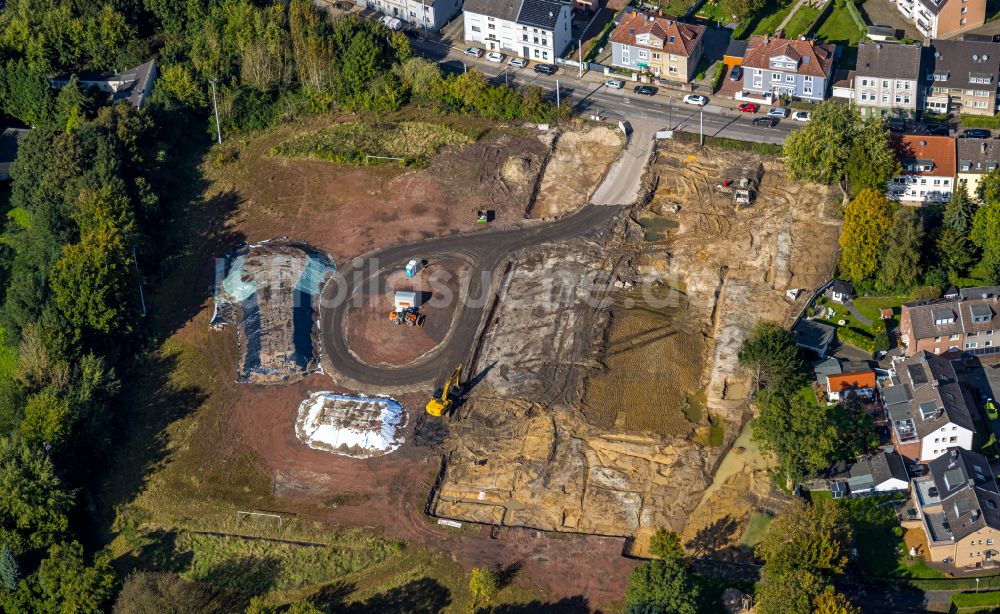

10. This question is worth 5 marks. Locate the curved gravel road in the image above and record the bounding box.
[319,203,625,390]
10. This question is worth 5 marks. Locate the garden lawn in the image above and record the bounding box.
[741,512,773,548]
[814,1,865,45]
[696,0,730,22]
[783,4,820,39]
[741,0,797,38]
[853,295,910,324]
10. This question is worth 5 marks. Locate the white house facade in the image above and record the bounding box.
[463,0,572,64]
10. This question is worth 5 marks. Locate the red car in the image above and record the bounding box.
[739,102,759,113]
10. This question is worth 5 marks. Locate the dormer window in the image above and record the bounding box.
[668,35,675,43]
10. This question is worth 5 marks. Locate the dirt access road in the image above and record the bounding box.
[319,203,625,392]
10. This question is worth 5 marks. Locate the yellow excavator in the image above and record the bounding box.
[425,365,462,417]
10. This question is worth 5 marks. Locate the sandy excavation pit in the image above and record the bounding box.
[432,141,841,546]
[212,239,336,384]
[295,392,406,458]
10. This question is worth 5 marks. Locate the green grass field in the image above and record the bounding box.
[747,0,797,37]
[271,121,470,166]
[782,4,820,39]
[814,2,865,44]
[696,0,730,22]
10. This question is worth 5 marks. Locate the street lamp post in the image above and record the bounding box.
[578,38,583,79]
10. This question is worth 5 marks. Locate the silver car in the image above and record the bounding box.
[604,79,625,89]
[464,47,483,58]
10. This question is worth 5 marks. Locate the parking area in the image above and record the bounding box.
[954,355,1000,434]
[858,0,922,42]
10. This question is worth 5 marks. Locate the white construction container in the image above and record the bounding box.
[394,290,417,311]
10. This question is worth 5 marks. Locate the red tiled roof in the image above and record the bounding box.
[827,371,877,393]
[609,11,705,57]
[741,34,835,78]
[894,135,957,176]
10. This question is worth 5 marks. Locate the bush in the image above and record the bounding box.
[711,63,725,92]
[836,326,875,353]
[951,590,1000,611]
[671,130,783,155]
[961,114,1000,129]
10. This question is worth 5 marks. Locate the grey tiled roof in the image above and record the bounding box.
[516,0,565,29]
[928,448,1000,540]
[957,139,1000,175]
[894,352,974,439]
[464,0,521,22]
[904,296,999,340]
[856,42,923,81]
[924,39,1000,88]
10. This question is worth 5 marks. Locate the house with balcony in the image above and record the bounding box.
[825,369,878,403]
[739,35,836,102]
[609,12,706,83]
[922,39,1000,116]
[366,0,461,31]
[894,0,984,39]
[957,137,1000,199]
[899,285,1000,356]
[463,0,573,64]
[882,351,974,462]
[852,41,923,118]
[907,448,1000,569]
[887,135,956,204]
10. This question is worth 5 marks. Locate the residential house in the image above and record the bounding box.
[826,369,878,403]
[463,0,573,64]
[0,127,29,181]
[908,448,1000,568]
[366,0,461,31]
[894,0,985,39]
[882,351,975,462]
[922,39,1000,116]
[609,12,706,82]
[738,35,836,102]
[828,280,855,304]
[957,137,1000,199]
[50,60,157,109]
[837,450,911,495]
[793,319,836,357]
[887,135,956,204]
[853,42,923,118]
[899,286,1000,356]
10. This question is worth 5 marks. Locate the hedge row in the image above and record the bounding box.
[961,114,1000,129]
[671,130,784,155]
[836,326,876,353]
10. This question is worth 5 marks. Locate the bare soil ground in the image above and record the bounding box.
[114,114,637,609]
[208,113,548,265]
[433,140,841,553]
[344,259,468,366]
[532,123,623,219]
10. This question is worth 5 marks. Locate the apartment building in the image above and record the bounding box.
[888,135,956,204]
[923,39,1000,116]
[464,0,573,64]
[739,35,836,101]
[365,0,460,30]
[899,286,1000,356]
[908,448,1000,569]
[882,352,975,462]
[609,12,706,82]
[894,0,985,39]
[957,137,1000,199]
[853,42,923,117]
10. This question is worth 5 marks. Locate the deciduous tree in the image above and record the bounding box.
[5,541,114,613]
[971,201,1000,283]
[875,207,924,294]
[813,587,861,614]
[752,390,839,480]
[838,189,894,284]
[0,435,73,554]
[625,559,699,614]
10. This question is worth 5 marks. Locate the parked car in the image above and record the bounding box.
[683,94,708,106]
[739,102,759,113]
[486,51,504,63]
[752,116,778,127]
[964,128,992,138]
[508,57,527,68]
[792,111,811,122]
[533,63,557,75]
[887,121,905,134]
[604,79,625,89]
[634,85,658,96]
[380,15,403,31]
[464,47,483,58]
[729,66,743,81]
[768,107,790,118]
[925,123,950,136]
[987,399,998,421]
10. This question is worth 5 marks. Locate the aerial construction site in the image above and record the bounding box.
[191,116,842,602]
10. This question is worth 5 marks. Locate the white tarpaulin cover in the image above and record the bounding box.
[295,392,406,458]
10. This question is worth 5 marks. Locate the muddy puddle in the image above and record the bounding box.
[582,285,708,436]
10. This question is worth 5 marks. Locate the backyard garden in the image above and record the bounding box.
[809,294,909,353]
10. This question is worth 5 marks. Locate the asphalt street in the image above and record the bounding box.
[409,36,798,145]
[319,204,626,392]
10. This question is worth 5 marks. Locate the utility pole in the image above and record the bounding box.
[556,79,560,107]
[578,39,583,78]
[133,248,146,316]
[505,68,508,87]
[210,79,222,145]
[699,109,703,146]
[463,62,467,73]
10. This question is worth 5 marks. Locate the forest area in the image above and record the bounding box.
[0,0,570,611]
